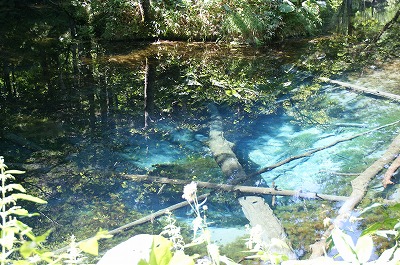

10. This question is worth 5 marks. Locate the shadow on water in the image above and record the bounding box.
[2,39,400,258]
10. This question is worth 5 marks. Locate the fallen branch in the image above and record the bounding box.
[53,193,209,254]
[383,155,400,188]
[122,174,349,202]
[310,132,400,258]
[319,77,400,102]
[243,119,400,181]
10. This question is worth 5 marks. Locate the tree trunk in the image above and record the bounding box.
[239,196,297,259]
[208,103,247,183]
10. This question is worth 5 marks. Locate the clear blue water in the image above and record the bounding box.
[2,41,400,256]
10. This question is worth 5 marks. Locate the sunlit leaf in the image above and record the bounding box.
[169,250,194,265]
[331,228,357,263]
[279,0,295,13]
[4,170,25,175]
[149,235,172,265]
[359,203,382,214]
[19,241,36,259]
[79,237,98,256]
[355,235,373,263]
[12,193,47,204]
[3,183,26,192]
[375,230,398,238]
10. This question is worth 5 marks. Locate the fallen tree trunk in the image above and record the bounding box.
[54,193,209,254]
[310,132,400,258]
[244,119,400,181]
[208,103,247,182]
[122,174,349,202]
[383,155,400,188]
[239,196,297,259]
[318,77,400,102]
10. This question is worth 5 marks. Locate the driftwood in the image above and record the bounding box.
[383,155,400,188]
[54,193,209,254]
[208,103,247,182]
[244,119,400,181]
[310,132,400,258]
[319,77,400,102]
[239,196,297,259]
[123,174,349,202]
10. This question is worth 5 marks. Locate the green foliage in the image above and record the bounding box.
[330,203,400,264]
[0,156,111,264]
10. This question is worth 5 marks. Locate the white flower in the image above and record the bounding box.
[182,181,197,202]
[323,217,331,227]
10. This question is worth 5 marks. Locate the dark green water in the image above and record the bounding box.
[1,40,400,258]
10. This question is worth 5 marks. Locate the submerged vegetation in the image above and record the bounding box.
[1,0,400,264]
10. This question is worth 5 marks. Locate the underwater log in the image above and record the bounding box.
[123,174,349,201]
[208,102,247,182]
[239,196,297,260]
[318,77,400,102]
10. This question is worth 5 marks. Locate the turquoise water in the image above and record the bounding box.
[2,41,400,257]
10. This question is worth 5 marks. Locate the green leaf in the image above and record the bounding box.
[331,228,357,263]
[169,251,195,265]
[355,235,373,263]
[79,237,99,256]
[12,193,47,204]
[279,0,295,13]
[4,183,26,192]
[19,241,36,259]
[9,208,36,217]
[359,203,382,215]
[4,170,25,175]
[149,236,172,265]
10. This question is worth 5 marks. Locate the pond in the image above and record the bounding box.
[1,40,400,260]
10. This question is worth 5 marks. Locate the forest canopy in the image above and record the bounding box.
[0,0,398,45]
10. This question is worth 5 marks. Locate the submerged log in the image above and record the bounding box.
[208,103,247,182]
[239,196,297,259]
[123,174,349,202]
[319,77,400,102]
[310,132,400,258]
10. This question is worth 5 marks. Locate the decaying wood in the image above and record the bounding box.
[319,77,400,102]
[383,155,400,188]
[123,174,349,202]
[310,132,400,258]
[239,196,297,259]
[124,174,348,201]
[208,103,247,182]
[54,193,209,254]
[244,119,400,181]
